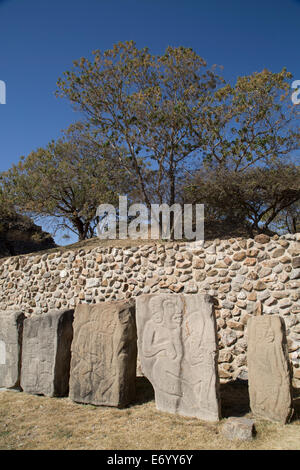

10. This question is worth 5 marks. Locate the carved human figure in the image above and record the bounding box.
[137,293,220,421]
[250,321,283,412]
[248,315,293,423]
[181,311,217,418]
[142,296,183,410]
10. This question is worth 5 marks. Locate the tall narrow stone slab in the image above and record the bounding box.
[0,311,25,389]
[20,309,74,397]
[247,315,293,423]
[69,299,137,408]
[136,293,220,421]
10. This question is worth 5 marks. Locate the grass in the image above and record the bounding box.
[0,379,299,450]
[1,230,236,262]
[0,236,175,263]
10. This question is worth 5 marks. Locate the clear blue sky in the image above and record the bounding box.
[0,0,300,243]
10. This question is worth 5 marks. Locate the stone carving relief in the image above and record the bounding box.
[69,299,137,408]
[137,294,220,421]
[247,315,293,423]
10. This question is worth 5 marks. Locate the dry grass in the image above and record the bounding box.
[0,379,299,450]
[2,231,237,262]
[0,237,176,264]
[0,236,173,264]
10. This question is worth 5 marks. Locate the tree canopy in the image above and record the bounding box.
[184,164,300,237]
[1,124,128,240]
[57,41,223,209]
[2,41,299,241]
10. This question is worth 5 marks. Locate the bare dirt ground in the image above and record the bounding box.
[0,379,299,450]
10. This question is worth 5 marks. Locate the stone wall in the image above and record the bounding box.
[0,233,299,387]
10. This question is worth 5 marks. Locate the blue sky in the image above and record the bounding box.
[0,0,299,243]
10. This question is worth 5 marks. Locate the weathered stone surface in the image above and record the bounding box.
[272,248,285,258]
[254,234,270,244]
[247,315,293,423]
[0,233,299,387]
[222,417,255,441]
[233,252,246,261]
[193,258,205,269]
[136,293,220,421]
[292,257,300,269]
[0,312,25,388]
[69,299,137,407]
[20,309,74,397]
[253,280,267,291]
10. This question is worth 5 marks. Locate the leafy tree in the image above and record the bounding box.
[184,164,300,237]
[183,68,300,237]
[56,41,221,212]
[0,186,13,218]
[0,186,14,240]
[57,42,300,239]
[190,68,300,171]
[1,124,127,241]
[271,200,300,234]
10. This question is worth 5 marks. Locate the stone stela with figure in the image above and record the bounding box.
[247,315,294,424]
[69,299,137,408]
[136,293,221,422]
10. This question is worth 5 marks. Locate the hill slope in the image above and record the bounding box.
[0,213,56,257]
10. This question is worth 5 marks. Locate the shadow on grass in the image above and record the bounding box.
[134,376,252,415]
[134,376,251,415]
[221,381,300,421]
[134,376,300,422]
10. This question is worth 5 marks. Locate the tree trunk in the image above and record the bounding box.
[169,161,176,241]
[72,217,87,241]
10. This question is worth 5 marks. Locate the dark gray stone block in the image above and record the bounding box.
[0,311,25,389]
[20,309,74,397]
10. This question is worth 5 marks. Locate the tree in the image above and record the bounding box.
[189,68,300,172]
[271,200,300,234]
[1,124,127,241]
[184,164,300,237]
[57,42,300,238]
[56,41,221,214]
[0,186,13,218]
[183,68,300,237]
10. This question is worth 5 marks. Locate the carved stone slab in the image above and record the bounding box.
[0,312,25,389]
[69,299,137,408]
[20,309,74,397]
[136,293,220,421]
[247,315,293,423]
